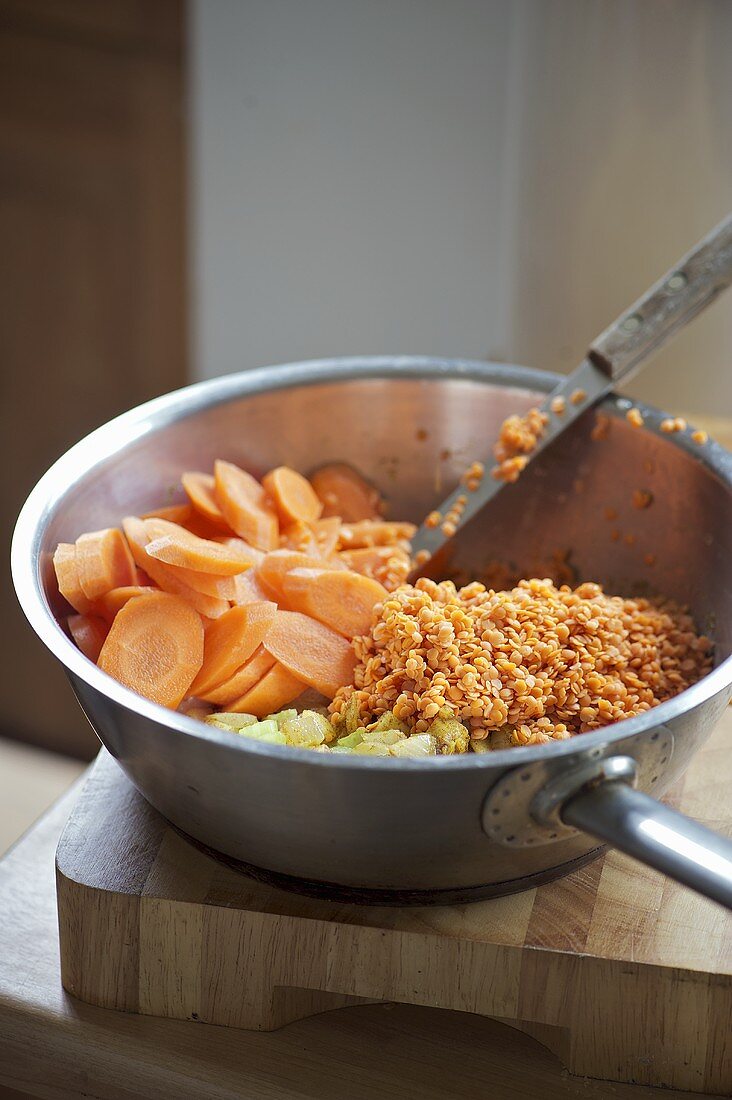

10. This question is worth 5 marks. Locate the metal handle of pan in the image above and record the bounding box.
[588,212,732,384]
[560,778,732,910]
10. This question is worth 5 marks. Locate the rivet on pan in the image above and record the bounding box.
[651,774,658,784]
[549,832,558,839]
[666,272,688,292]
[590,747,602,759]
[621,313,643,333]
[491,807,500,816]
[502,788,511,797]
[651,732,659,741]
[660,756,667,765]
[506,834,516,842]
[520,772,531,782]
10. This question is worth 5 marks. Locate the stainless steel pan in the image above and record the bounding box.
[12,358,732,906]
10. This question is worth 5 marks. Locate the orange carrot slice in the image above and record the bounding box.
[262,466,322,525]
[141,503,224,540]
[256,549,344,599]
[75,528,136,601]
[143,518,253,576]
[279,519,320,555]
[189,601,277,697]
[282,568,387,638]
[93,585,159,622]
[310,463,382,522]
[182,471,230,529]
[53,543,93,613]
[214,536,265,567]
[199,645,276,706]
[214,460,279,551]
[123,517,229,619]
[98,591,204,709]
[311,516,342,558]
[68,613,110,662]
[142,503,194,525]
[231,569,279,606]
[159,565,236,600]
[227,661,305,716]
[263,610,356,698]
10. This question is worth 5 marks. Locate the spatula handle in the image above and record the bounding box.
[589,213,732,384]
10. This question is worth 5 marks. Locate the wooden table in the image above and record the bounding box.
[0,758,728,1100]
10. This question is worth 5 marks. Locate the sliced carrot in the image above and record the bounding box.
[53,543,92,613]
[160,565,236,600]
[214,460,279,551]
[143,518,253,576]
[310,463,383,522]
[279,519,319,555]
[311,516,342,558]
[189,601,277,697]
[134,566,155,586]
[282,568,387,638]
[263,610,357,698]
[98,591,204,709]
[75,528,136,601]
[231,569,279,606]
[338,520,416,549]
[262,466,323,525]
[142,503,194,525]
[199,645,276,706]
[68,613,110,662]
[182,471,230,529]
[123,517,229,619]
[93,585,159,622]
[214,536,265,567]
[227,661,305,717]
[257,549,346,598]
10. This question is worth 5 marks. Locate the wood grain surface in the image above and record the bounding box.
[55,715,732,1096]
[2,783,722,1100]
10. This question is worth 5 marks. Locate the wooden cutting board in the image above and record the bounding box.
[57,720,732,1096]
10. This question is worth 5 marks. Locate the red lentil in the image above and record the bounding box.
[330,578,711,747]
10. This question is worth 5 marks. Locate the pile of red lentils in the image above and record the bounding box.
[330,576,712,749]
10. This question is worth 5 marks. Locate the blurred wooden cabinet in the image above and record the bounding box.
[0,0,187,756]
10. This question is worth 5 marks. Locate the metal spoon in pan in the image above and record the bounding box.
[409,213,732,574]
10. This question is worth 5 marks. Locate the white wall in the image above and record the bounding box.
[190,0,732,415]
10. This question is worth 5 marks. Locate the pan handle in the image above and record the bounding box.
[588,212,732,384]
[561,777,732,910]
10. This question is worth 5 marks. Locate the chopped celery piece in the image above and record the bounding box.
[341,695,362,734]
[470,737,492,754]
[205,712,258,731]
[256,730,288,745]
[391,734,437,757]
[362,727,406,747]
[267,709,298,728]
[238,719,282,741]
[281,710,335,747]
[368,710,410,735]
[353,741,391,756]
[335,728,365,749]
[428,715,470,755]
